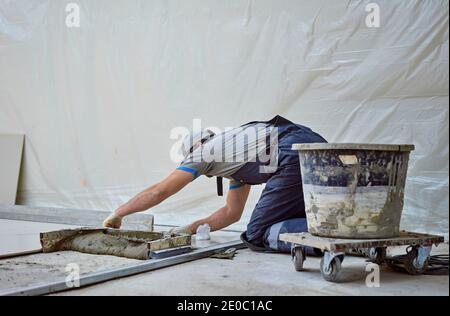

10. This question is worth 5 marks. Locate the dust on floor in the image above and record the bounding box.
[54,244,449,296]
[0,251,140,292]
[0,227,241,294]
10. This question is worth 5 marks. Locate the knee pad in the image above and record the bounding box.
[263,218,310,253]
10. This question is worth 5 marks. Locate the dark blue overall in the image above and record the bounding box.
[230,115,327,252]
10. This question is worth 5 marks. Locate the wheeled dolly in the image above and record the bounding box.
[280,231,445,283]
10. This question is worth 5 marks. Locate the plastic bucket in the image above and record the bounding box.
[293,143,415,239]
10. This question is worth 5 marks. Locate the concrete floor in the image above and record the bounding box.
[0,250,140,292]
[1,219,448,296]
[0,219,245,295]
[56,245,449,296]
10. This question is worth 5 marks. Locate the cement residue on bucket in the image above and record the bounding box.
[293,143,414,239]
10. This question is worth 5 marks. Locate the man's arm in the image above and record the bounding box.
[115,170,193,217]
[184,184,251,234]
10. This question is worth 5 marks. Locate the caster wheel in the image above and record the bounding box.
[404,247,429,275]
[320,256,342,282]
[368,247,387,265]
[293,247,306,271]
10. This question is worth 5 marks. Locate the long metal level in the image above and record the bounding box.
[0,249,42,260]
[0,240,245,296]
[0,204,154,231]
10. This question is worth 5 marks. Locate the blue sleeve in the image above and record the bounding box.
[177,166,200,180]
[229,181,245,190]
[177,156,211,180]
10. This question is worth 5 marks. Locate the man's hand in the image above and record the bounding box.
[189,184,251,233]
[103,212,123,229]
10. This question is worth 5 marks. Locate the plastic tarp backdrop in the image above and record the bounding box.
[0,0,448,237]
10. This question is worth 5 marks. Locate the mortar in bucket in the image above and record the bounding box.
[293,143,415,239]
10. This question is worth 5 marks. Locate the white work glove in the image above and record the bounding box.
[168,225,193,236]
[103,212,123,229]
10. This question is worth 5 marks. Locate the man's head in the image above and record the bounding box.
[180,128,216,160]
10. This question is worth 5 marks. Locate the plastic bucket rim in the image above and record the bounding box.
[292,143,415,152]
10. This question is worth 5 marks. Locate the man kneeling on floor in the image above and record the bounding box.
[103,115,327,253]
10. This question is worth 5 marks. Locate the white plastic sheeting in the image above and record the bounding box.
[0,0,448,237]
